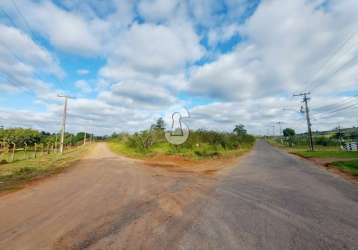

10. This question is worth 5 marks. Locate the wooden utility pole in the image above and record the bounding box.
[58,95,74,154]
[294,92,314,151]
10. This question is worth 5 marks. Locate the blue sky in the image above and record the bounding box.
[0,0,357,135]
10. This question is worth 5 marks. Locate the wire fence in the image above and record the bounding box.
[0,140,92,164]
[270,135,358,151]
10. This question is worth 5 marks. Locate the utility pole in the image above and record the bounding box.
[272,125,275,137]
[294,92,314,151]
[84,131,87,145]
[276,122,283,136]
[338,124,342,145]
[58,95,74,154]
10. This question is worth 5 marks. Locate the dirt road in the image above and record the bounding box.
[0,141,357,249]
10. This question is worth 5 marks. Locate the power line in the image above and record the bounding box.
[312,95,358,116]
[314,101,358,119]
[303,29,358,92]
[312,95,358,112]
[0,10,64,92]
[11,0,35,38]
[310,52,358,92]
[0,8,17,28]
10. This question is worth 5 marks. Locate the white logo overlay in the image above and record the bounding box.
[164,107,190,145]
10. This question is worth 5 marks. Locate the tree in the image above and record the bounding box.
[233,124,247,136]
[283,128,295,147]
[153,118,165,131]
[283,128,295,137]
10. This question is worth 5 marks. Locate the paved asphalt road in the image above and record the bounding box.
[0,141,357,250]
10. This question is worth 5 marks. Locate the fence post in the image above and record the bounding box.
[11,142,16,162]
[24,142,28,160]
[34,143,37,159]
[3,142,9,162]
[47,143,50,154]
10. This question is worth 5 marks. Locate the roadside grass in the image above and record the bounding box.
[0,145,92,192]
[108,141,252,161]
[331,160,358,176]
[293,150,358,158]
[267,139,358,158]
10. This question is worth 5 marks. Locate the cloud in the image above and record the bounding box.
[77,69,89,75]
[75,80,92,94]
[99,81,177,109]
[0,24,63,78]
[106,22,204,74]
[138,0,179,21]
[10,1,104,55]
[1,0,358,135]
[188,0,358,102]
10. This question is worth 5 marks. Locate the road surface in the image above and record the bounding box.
[0,141,357,249]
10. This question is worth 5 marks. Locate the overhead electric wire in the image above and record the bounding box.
[0,5,64,92]
[0,39,43,94]
[310,52,358,92]
[11,0,35,38]
[0,8,17,27]
[313,101,358,119]
[312,94,358,113]
[303,29,358,92]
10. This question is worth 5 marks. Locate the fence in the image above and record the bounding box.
[0,141,87,163]
[341,142,358,152]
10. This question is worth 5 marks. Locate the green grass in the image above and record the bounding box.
[0,145,92,192]
[267,139,358,158]
[331,160,358,176]
[108,141,252,160]
[293,150,358,158]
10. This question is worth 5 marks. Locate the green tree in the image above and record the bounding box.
[153,118,165,131]
[283,128,295,137]
[233,124,247,136]
[283,128,295,147]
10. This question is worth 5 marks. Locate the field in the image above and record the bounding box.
[0,145,92,192]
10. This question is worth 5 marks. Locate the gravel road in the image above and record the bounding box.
[0,141,357,250]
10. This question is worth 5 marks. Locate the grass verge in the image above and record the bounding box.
[268,139,358,158]
[293,150,358,158]
[331,160,358,176]
[0,145,92,193]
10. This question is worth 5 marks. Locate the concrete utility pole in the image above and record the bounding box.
[272,125,275,137]
[58,95,74,154]
[294,92,314,151]
[276,122,283,136]
[338,124,342,145]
